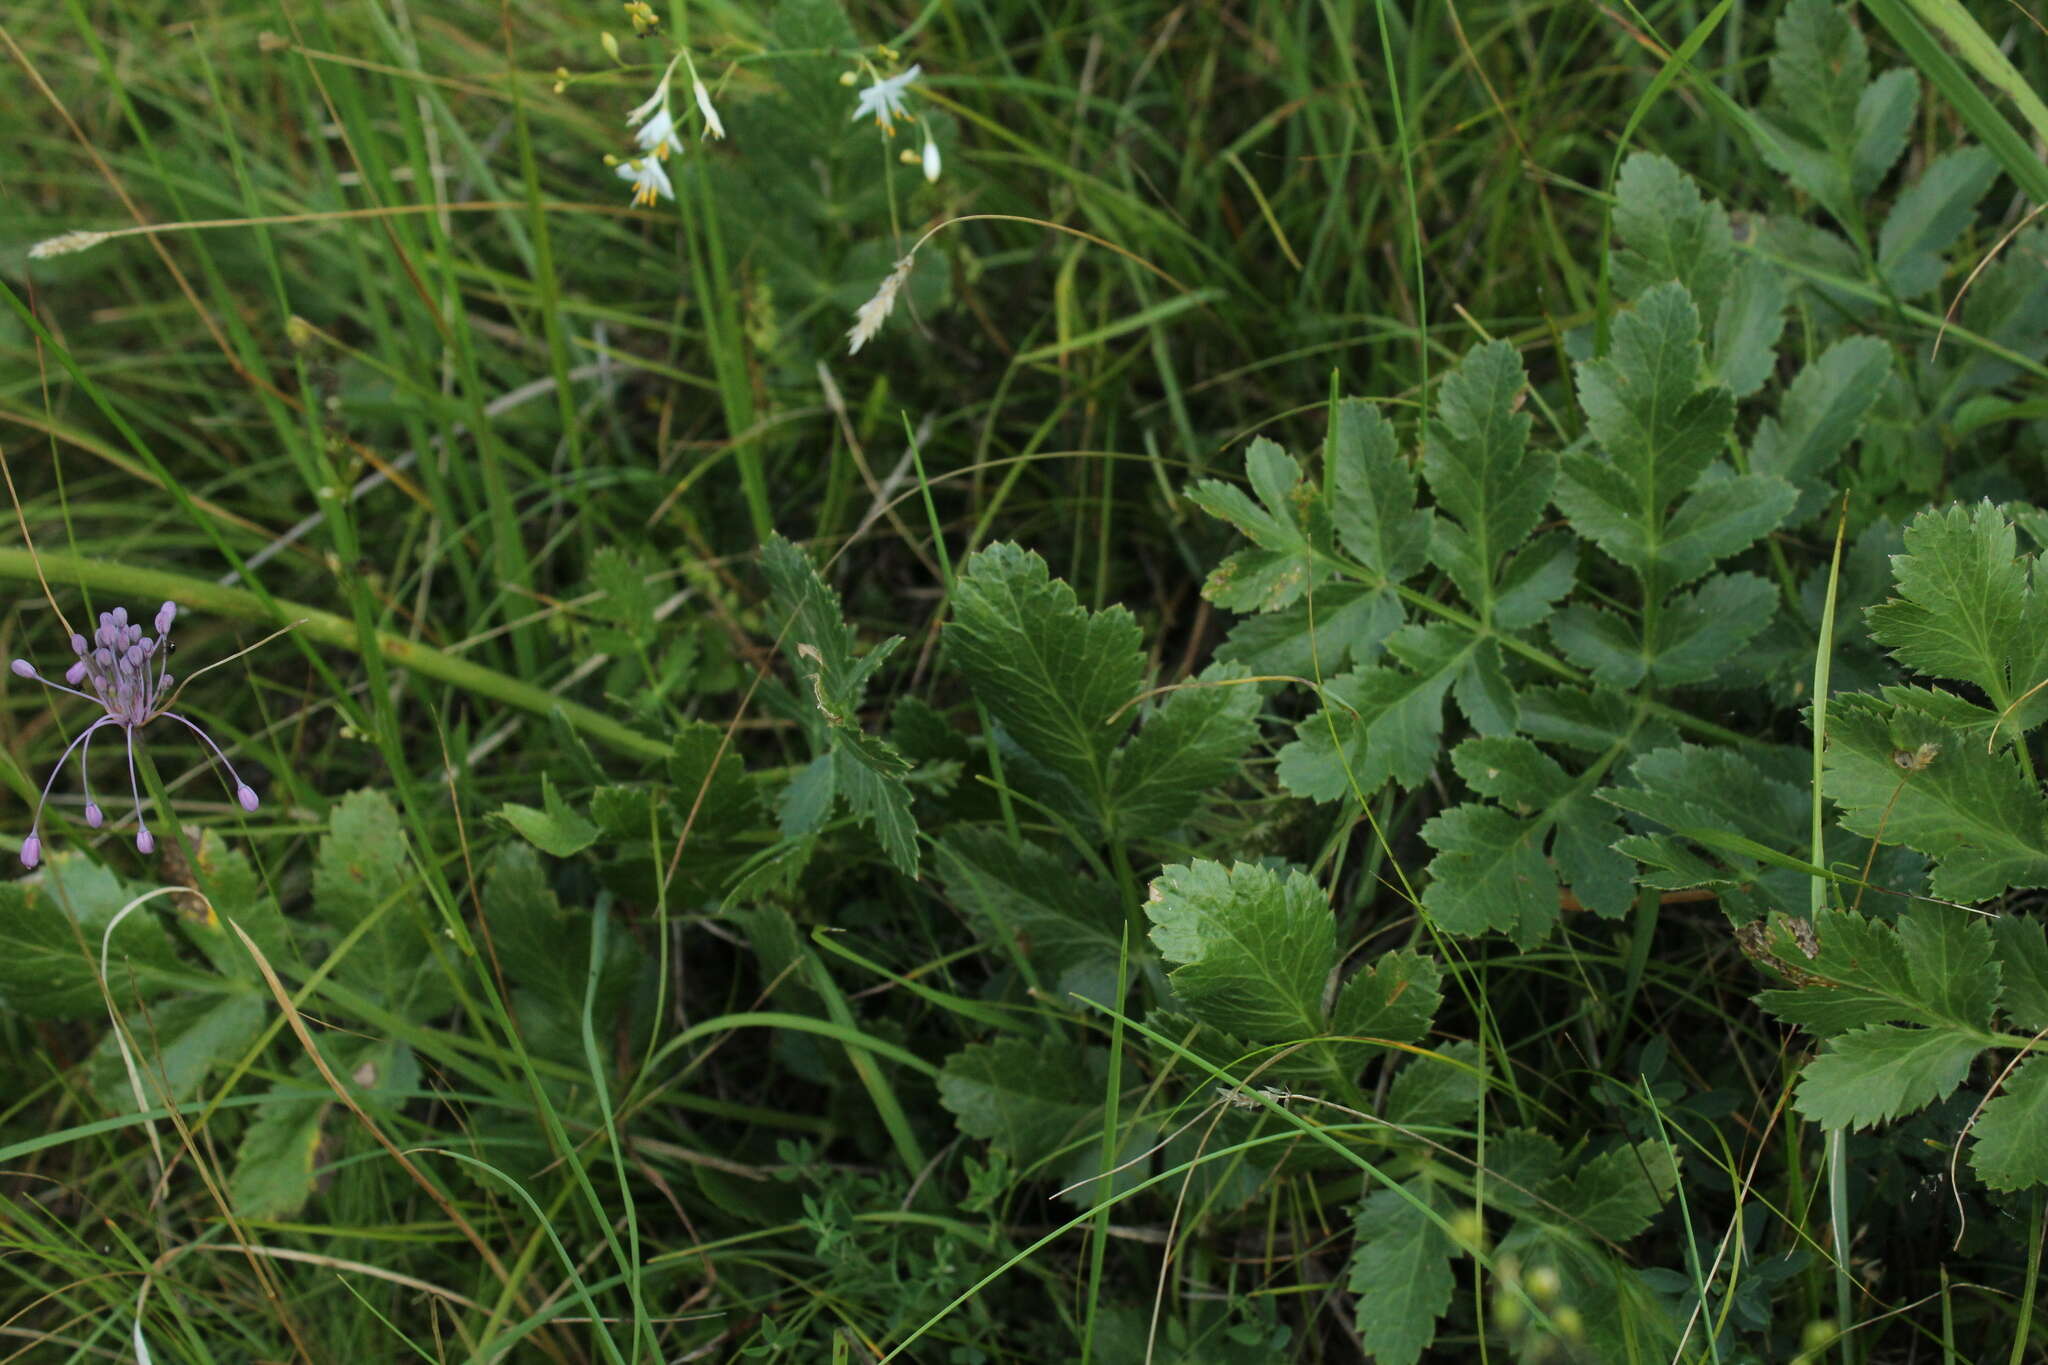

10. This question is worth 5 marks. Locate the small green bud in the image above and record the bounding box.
[1526,1264,1562,1304]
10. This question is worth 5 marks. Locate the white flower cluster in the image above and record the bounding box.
[613,54,725,208]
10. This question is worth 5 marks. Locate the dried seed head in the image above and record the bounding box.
[846,254,916,355]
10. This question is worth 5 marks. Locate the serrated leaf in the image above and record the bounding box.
[1348,1182,1455,1365]
[764,533,895,727]
[938,1038,1098,1158]
[0,857,187,1018]
[1852,68,1918,198]
[483,843,631,1015]
[1750,336,1893,511]
[1557,1139,1679,1241]
[1822,693,2048,902]
[588,545,656,635]
[1328,400,1430,581]
[1214,582,1403,680]
[1795,1024,1984,1130]
[1754,0,1874,219]
[1418,804,1552,945]
[1878,148,2000,299]
[1276,624,1474,802]
[1993,915,2048,1031]
[832,729,919,876]
[1560,288,1740,575]
[1711,256,1790,399]
[1603,744,1810,920]
[1491,532,1578,631]
[1970,1053,2048,1191]
[1421,340,1553,618]
[1332,950,1442,1047]
[1866,503,2048,725]
[950,543,1143,804]
[934,830,1121,1003]
[1551,573,1777,688]
[1445,736,1632,922]
[1610,152,1734,309]
[312,790,420,996]
[1518,685,1643,752]
[229,1092,327,1220]
[1109,663,1260,842]
[1187,438,1328,612]
[493,773,600,858]
[1756,909,1957,1035]
[1484,1129,1566,1216]
[93,992,265,1110]
[1386,1040,1481,1130]
[1146,860,1331,1042]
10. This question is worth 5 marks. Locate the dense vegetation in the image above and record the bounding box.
[4,1,2048,1360]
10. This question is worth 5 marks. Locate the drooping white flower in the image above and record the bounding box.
[850,64,921,134]
[847,254,915,355]
[616,156,674,207]
[693,77,725,139]
[625,81,666,129]
[921,130,941,183]
[633,106,679,159]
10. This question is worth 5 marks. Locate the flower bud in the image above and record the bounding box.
[20,835,40,869]
[85,803,103,828]
[10,659,35,678]
[136,828,155,855]
[1526,1264,1562,1305]
[237,784,260,812]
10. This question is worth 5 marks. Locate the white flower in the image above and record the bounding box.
[625,82,666,129]
[921,131,941,182]
[693,77,725,139]
[847,254,915,355]
[632,106,678,159]
[850,64,921,134]
[616,156,674,207]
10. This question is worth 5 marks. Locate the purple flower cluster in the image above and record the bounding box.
[11,602,259,868]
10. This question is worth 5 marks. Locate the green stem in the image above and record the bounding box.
[0,549,666,762]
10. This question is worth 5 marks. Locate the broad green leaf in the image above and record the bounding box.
[1749,336,1893,511]
[1878,147,2000,298]
[186,831,297,979]
[938,1038,1098,1158]
[1657,476,1798,586]
[1795,1023,1984,1129]
[1275,624,1472,802]
[1559,285,1739,580]
[1442,736,1633,926]
[1603,744,1810,921]
[1557,1139,1679,1241]
[1385,1040,1482,1130]
[1328,399,1430,581]
[1347,1182,1455,1365]
[1852,68,1919,198]
[950,543,1143,804]
[1970,1053,2048,1191]
[1755,908,1990,1035]
[1214,582,1403,680]
[1146,860,1331,1042]
[492,773,599,858]
[1518,685,1645,753]
[1483,1129,1566,1217]
[229,1092,327,1220]
[0,856,187,1018]
[1610,152,1733,309]
[1108,662,1260,842]
[312,790,422,996]
[1187,438,1329,612]
[1866,502,2048,724]
[1490,532,1578,631]
[933,830,1121,1004]
[1992,914,2048,1031]
[1420,340,1553,618]
[1823,693,2048,901]
[1331,949,1442,1047]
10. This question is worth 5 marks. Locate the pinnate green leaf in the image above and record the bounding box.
[933,830,1121,1004]
[1332,949,1442,1047]
[313,790,421,995]
[1794,1024,1984,1130]
[1757,906,1997,1036]
[1385,1040,1482,1130]
[1749,336,1892,511]
[1879,148,2000,298]
[1421,340,1554,618]
[230,1092,327,1220]
[1610,152,1733,308]
[1275,623,1477,802]
[1557,1139,1679,1241]
[1970,1053,2048,1191]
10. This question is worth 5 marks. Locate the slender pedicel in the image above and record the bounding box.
[11,601,261,868]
